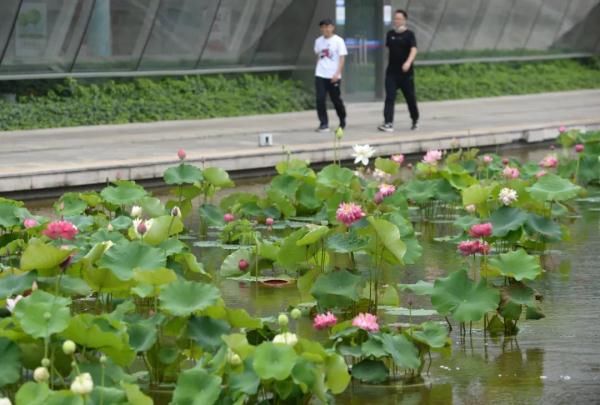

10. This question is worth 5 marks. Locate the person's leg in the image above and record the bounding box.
[399,74,419,128]
[315,77,328,128]
[327,80,347,128]
[383,74,398,125]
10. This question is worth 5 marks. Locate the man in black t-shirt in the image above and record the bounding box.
[378,9,419,132]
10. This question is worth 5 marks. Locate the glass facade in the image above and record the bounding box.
[0,0,597,85]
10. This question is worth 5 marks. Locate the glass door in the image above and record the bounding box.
[339,0,385,101]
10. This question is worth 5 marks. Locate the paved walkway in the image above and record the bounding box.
[1,89,599,195]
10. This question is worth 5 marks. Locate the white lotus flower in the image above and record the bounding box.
[352,144,376,166]
[499,188,518,206]
[33,367,50,383]
[133,218,153,237]
[272,332,298,347]
[373,168,390,181]
[70,372,94,395]
[6,295,23,313]
[130,205,143,218]
[0,397,13,405]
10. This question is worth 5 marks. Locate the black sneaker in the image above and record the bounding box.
[411,120,418,130]
[315,125,330,133]
[339,119,346,129]
[378,123,394,132]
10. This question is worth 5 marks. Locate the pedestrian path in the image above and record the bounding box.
[1,89,599,195]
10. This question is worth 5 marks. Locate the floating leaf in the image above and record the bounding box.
[489,249,542,281]
[410,321,448,349]
[159,280,220,317]
[253,342,297,380]
[397,280,434,296]
[431,269,499,322]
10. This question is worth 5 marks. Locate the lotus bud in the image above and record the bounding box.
[278,313,289,327]
[33,367,50,383]
[171,206,182,218]
[41,358,50,367]
[265,217,274,226]
[63,340,76,355]
[131,205,142,218]
[224,213,235,223]
[107,223,114,231]
[70,373,94,395]
[177,148,186,160]
[100,355,107,364]
[575,144,584,153]
[136,221,148,236]
[227,349,242,366]
[31,281,38,291]
[238,259,249,271]
[290,308,302,320]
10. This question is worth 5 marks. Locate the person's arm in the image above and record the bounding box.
[332,56,345,82]
[402,47,417,72]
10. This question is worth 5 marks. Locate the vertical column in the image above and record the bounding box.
[88,0,111,57]
[375,0,385,99]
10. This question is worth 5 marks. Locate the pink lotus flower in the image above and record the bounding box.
[238,259,249,271]
[391,154,405,165]
[224,213,235,223]
[177,149,186,160]
[559,126,566,133]
[374,192,384,205]
[42,220,78,240]
[483,155,493,164]
[502,158,509,166]
[352,313,379,332]
[503,166,520,179]
[458,240,490,256]
[23,218,38,228]
[265,217,274,226]
[313,312,337,330]
[336,202,365,226]
[422,150,443,165]
[378,184,396,198]
[536,170,548,178]
[539,154,558,169]
[469,223,493,238]
[575,144,584,153]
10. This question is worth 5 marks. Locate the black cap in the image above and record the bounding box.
[319,18,334,26]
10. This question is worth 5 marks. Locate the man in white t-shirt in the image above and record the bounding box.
[314,18,348,133]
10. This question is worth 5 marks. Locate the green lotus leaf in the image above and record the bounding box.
[351,359,389,383]
[524,213,562,241]
[44,389,85,405]
[229,363,261,396]
[0,272,36,298]
[297,183,321,211]
[490,207,529,237]
[267,188,296,218]
[291,357,317,393]
[401,179,437,205]
[187,316,230,352]
[402,237,423,265]
[253,341,297,381]
[122,382,153,405]
[381,334,421,370]
[441,164,477,190]
[526,173,582,202]
[410,321,449,349]
[276,159,316,179]
[296,225,329,246]
[0,202,20,228]
[109,215,133,230]
[499,282,539,321]
[361,336,387,358]
[276,228,310,270]
[315,164,355,200]
[159,280,220,317]
[15,381,51,405]
[368,217,406,263]
[220,248,254,278]
[134,267,176,288]
[164,163,203,185]
[325,353,351,394]
[453,215,480,231]
[20,240,73,274]
[172,367,222,405]
[37,275,91,297]
[61,314,135,366]
[489,249,542,281]
[98,241,166,281]
[462,184,493,207]
[128,317,161,353]
[83,266,134,293]
[311,269,362,309]
[198,204,225,227]
[431,269,499,322]
[226,308,262,329]
[269,175,302,200]
[56,193,87,216]
[100,181,147,205]
[203,167,234,188]
[13,290,71,339]
[374,157,399,175]
[0,337,21,387]
[142,215,184,246]
[325,231,368,253]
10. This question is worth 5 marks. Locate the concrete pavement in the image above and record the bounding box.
[1,89,599,195]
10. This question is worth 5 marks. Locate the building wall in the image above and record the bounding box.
[0,0,598,81]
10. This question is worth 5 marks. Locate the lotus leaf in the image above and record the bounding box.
[489,249,542,281]
[13,290,71,339]
[431,269,499,322]
[159,279,220,317]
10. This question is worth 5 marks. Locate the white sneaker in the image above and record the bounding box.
[315,125,330,133]
[378,123,394,132]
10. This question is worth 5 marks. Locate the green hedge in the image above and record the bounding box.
[0,74,313,131]
[0,58,598,130]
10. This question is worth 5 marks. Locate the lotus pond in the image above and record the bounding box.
[0,130,599,405]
